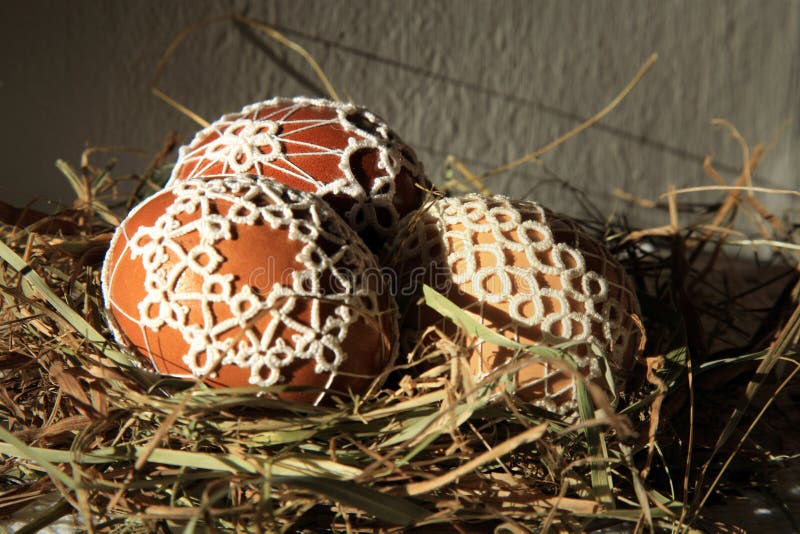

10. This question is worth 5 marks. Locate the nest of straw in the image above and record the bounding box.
[2,16,799,533]
[1,125,797,533]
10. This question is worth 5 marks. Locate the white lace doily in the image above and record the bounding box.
[386,194,640,413]
[102,175,397,404]
[167,96,428,246]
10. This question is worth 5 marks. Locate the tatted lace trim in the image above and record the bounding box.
[102,175,396,404]
[389,194,640,413]
[167,96,427,239]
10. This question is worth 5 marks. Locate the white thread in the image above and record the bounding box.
[168,96,428,241]
[102,175,396,402]
[388,194,640,413]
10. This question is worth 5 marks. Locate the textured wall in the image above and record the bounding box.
[1,0,797,226]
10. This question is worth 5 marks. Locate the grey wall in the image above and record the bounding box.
[1,0,797,226]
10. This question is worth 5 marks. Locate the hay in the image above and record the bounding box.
[1,16,798,533]
[1,126,797,532]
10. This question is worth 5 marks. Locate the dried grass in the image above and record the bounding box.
[1,14,798,534]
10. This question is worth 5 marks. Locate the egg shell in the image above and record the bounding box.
[385,194,641,414]
[168,96,430,250]
[102,175,398,405]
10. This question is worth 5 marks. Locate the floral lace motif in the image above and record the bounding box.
[388,195,640,413]
[168,96,427,240]
[202,119,281,173]
[102,175,393,404]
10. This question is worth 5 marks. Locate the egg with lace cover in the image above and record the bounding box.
[384,194,641,414]
[167,96,429,250]
[102,175,397,405]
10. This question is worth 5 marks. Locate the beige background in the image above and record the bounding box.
[0,0,797,227]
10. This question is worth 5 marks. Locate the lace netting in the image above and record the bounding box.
[167,96,428,243]
[102,175,397,405]
[387,194,640,413]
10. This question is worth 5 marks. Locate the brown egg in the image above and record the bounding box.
[102,175,397,405]
[167,96,430,250]
[385,194,641,414]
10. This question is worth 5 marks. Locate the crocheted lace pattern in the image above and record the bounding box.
[168,96,427,241]
[102,175,395,404]
[388,194,640,412]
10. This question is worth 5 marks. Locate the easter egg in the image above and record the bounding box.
[385,194,641,413]
[102,174,397,405]
[168,96,430,250]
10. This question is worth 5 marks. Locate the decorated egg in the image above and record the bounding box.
[102,174,397,405]
[167,96,429,250]
[385,194,641,413]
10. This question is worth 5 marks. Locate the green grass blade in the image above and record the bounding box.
[247,429,318,445]
[576,381,614,508]
[0,239,133,369]
[55,159,86,200]
[89,199,120,226]
[424,284,617,505]
[422,284,582,360]
[423,284,524,349]
[621,443,653,529]
[0,440,428,525]
[274,476,431,526]
[0,442,362,480]
[691,298,800,517]
[0,427,77,489]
